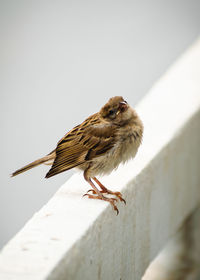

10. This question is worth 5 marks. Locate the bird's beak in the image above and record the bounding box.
[119,101,128,112]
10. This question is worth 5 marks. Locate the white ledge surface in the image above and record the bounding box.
[0,39,200,280]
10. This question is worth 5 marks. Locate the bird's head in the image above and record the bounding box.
[100,96,135,125]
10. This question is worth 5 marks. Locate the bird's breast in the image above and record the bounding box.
[88,126,142,177]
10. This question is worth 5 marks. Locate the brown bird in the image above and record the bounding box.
[12,96,143,214]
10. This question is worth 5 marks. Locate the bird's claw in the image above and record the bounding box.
[83,193,119,215]
[111,192,126,205]
[100,190,126,205]
[86,189,96,194]
[85,190,125,204]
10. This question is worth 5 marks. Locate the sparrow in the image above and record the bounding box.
[12,96,143,214]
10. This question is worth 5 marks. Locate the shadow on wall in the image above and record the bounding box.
[142,207,200,280]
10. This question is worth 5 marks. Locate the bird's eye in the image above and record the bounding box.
[109,109,115,115]
[107,109,117,118]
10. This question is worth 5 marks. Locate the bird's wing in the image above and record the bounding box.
[45,114,117,178]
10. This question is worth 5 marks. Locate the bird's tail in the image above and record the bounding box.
[11,152,56,177]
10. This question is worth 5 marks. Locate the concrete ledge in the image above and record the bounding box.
[0,39,200,280]
[142,206,200,280]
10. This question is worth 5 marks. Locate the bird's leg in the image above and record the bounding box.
[92,177,126,204]
[83,171,119,214]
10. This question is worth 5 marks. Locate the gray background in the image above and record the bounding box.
[0,0,200,249]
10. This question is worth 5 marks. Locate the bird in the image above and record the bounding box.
[12,96,143,214]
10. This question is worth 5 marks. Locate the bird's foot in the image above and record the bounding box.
[103,190,126,204]
[83,193,119,215]
[86,189,126,204]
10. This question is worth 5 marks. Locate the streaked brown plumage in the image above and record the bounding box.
[12,96,143,214]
